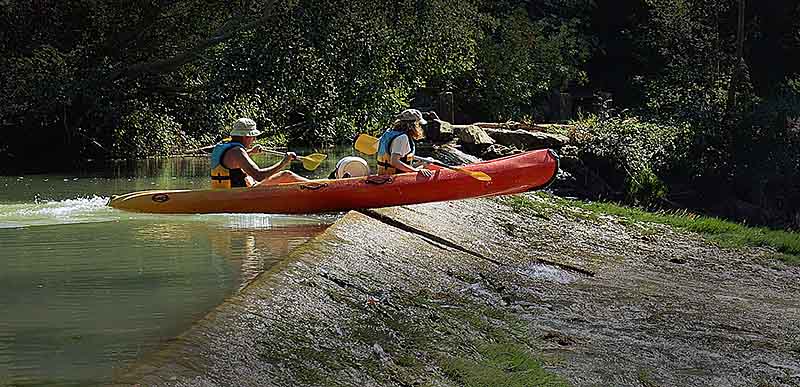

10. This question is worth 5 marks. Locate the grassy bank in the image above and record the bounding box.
[506,193,800,266]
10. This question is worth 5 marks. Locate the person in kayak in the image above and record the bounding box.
[210,118,308,188]
[376,109,433,176]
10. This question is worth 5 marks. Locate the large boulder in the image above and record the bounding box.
[454,124,495,155]
[454,125,495,146]
[480,144,521,160]
[474,122,575,137]
[483,128,569,150]
[429,144,482,165]
[474,121,540,131]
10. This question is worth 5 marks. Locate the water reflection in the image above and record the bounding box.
[0,216,330,385]
[207,222,327,289]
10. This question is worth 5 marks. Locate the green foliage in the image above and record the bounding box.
[466,2,593,121]
[572,114,689,205]
[628,0,796,185]
[111,100,190,158]
[0,0,290,166]
[636,0,738,117]
[197,0,594,146]
[739,79,800,182]
[1,0,593,167]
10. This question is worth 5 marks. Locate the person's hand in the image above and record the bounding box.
[417,168,434,177]
[283,152,297,164]
[248,145,265,154]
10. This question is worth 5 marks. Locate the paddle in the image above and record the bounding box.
[353,133,491,181]
[413,156,492,182]
[261,149,327,171]
[354,133,380,155]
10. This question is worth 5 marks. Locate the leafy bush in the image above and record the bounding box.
[112,100,189,158]
[572,114,690,205]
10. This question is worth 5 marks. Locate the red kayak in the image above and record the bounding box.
[108,149,559,214]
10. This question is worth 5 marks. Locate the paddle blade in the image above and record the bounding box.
[354,134,379,155]
[304,153,328,162]
[459,169,492,181]
[299,153,326,171]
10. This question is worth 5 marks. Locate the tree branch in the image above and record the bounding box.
[105,0,278,82]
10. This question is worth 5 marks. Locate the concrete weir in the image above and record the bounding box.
[114,196,800,387]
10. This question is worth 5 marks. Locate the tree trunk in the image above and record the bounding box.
[726,0,746,113]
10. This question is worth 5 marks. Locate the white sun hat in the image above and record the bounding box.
[230,118,262,137]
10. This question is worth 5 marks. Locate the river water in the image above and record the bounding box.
[0,150,360,385]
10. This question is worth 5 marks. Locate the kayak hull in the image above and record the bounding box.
[108,149,559,214]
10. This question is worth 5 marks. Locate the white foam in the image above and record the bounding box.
[520,263,579,284]
[0,196,115,229]
[0,196,338,229]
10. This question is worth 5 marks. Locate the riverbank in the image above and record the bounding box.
[114,193,800,386]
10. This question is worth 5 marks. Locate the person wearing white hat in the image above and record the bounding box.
[210,118,308,188]
[375,109,433,176]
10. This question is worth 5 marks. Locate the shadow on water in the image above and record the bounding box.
[0,149,355,385]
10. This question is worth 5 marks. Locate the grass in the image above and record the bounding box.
[637,369,661,387]
[507,193,800,266]
[442,343,570,387]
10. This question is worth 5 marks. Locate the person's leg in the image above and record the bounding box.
[255,170,310,186]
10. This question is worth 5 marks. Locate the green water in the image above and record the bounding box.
[0,150,360,385]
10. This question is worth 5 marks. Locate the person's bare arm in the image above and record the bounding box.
[225,148,295,182]
[390,153,433,176]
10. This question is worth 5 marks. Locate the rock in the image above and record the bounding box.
[480,144,521,160]
[454,125,495,155]
[453,124,496,155]
[483,128,569,150]
[421,111,440,122]
[474,121,538,131]
[473,121,575,134]
[430,144,482,165]
[423,119,454,143]
[551,152,621,200]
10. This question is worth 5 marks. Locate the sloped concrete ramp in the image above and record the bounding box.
[114,196,800,387]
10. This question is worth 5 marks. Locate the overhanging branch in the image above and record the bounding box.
[106,0,278,82]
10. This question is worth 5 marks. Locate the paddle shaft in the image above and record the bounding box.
[263,149,292,157]
[414,156,492,181]
[415,156,467,171]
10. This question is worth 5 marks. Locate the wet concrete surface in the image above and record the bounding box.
[115,194,800,386]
